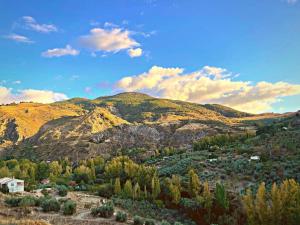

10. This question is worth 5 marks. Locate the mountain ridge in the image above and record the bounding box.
[0,92,287,160]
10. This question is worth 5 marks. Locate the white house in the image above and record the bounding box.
[0,177,24,193]
[250,156,260,161]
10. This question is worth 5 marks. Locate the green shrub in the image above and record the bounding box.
[41,188,50,196]
[161,221,170,225]
[133,216,144,225]
[116,211,127,222]
[174,222,184,225]
[145,219,156,225]
[19,196,38,207]
[91,201,114,218]
[57,185,68,197]
[5,197,21,207]
[97,183,114,198]
[41,198,60,212]
[63,200,77,215]
[0,185,9,194]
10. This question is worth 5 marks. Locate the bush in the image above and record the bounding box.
[174,222,184,225]
[116,211,127,222]
[97,183,114,198]
[91,201,114,218]
[19,196,38,207]
[41,198,60,212]
[0,185,9,194]
[5,197,21,207]
[41,188,50,196]
[63,200,77,215]
[145,219,156,225]
[133,216,144,225]
[57,185,68,197]
[161,221,170,225]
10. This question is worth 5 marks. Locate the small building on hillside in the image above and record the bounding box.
[0,177,24,193]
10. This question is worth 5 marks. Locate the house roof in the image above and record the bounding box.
[0,177,24,184]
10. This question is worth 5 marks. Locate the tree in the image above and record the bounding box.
[255,182,269,225]
[73,165,92,184]
[49,161,62,182]
[243,189,256,225]
[215,183,229,210]
[36,162,49,181]
[169,183,181,204]
[89,160,96,180]
[202,181,213,223]
[166,175,181,204]
[133,182,141,199]
[270,183,282,225]
[151,174,161,200]
[188,169,201,198]
[114,177,121,195]
[123,179,133,198]
[143,185,148,199]
[0,166,10,178]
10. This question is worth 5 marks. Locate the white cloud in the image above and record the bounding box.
[12,80,21,84]
[104,22,119,28]
[22,16,58,33]
[116,66,300,113]
[79,28,140,53]
[286,0,297,4]
[4,33,33,43]
[41,45,79,58]
[128,48,143,58]
[0,86,68,104]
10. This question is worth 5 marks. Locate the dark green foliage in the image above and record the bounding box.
[0,185,9,194]
[57,185,68,196]
[145,218,156,225]
[174,222,184,225]
[179,198,202,211]
[40,198,60,212]
[5,197,22,207]
[215,183,229,210]
[91,201,114,218]
[160,221,171,225]
[19,196,38,207]
[116,211,127,222]
[193,133,254,151]
[133,215,144,225]
[97,183,114,198]
[63,200,77,215]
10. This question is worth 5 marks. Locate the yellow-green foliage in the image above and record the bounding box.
[243,179,300,225]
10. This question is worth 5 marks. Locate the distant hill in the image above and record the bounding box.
[0,92,286,160]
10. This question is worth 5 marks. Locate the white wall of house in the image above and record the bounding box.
[0,178,24,193]
[6,179,24,193]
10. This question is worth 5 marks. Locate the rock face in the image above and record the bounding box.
[9,118,232,160]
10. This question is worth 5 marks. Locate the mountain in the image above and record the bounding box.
[0,92,283,160]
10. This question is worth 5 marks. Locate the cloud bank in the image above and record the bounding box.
[42,45,79,58]
[79,27,141,56]
[116,66,300,113]
[0,86,68,104]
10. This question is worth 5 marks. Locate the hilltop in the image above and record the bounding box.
[0,92,284,160]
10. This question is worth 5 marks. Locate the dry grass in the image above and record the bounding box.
[0,218,51,225]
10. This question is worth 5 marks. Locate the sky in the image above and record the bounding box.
[0,0,300,113]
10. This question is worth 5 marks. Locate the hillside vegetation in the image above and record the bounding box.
[0,92,284,160]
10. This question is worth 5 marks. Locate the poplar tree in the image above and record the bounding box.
[188,169,201,198]
[151,174,161,200]
[114,177,121,195]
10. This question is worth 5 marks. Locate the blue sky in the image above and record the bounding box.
[0,0,300,113]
